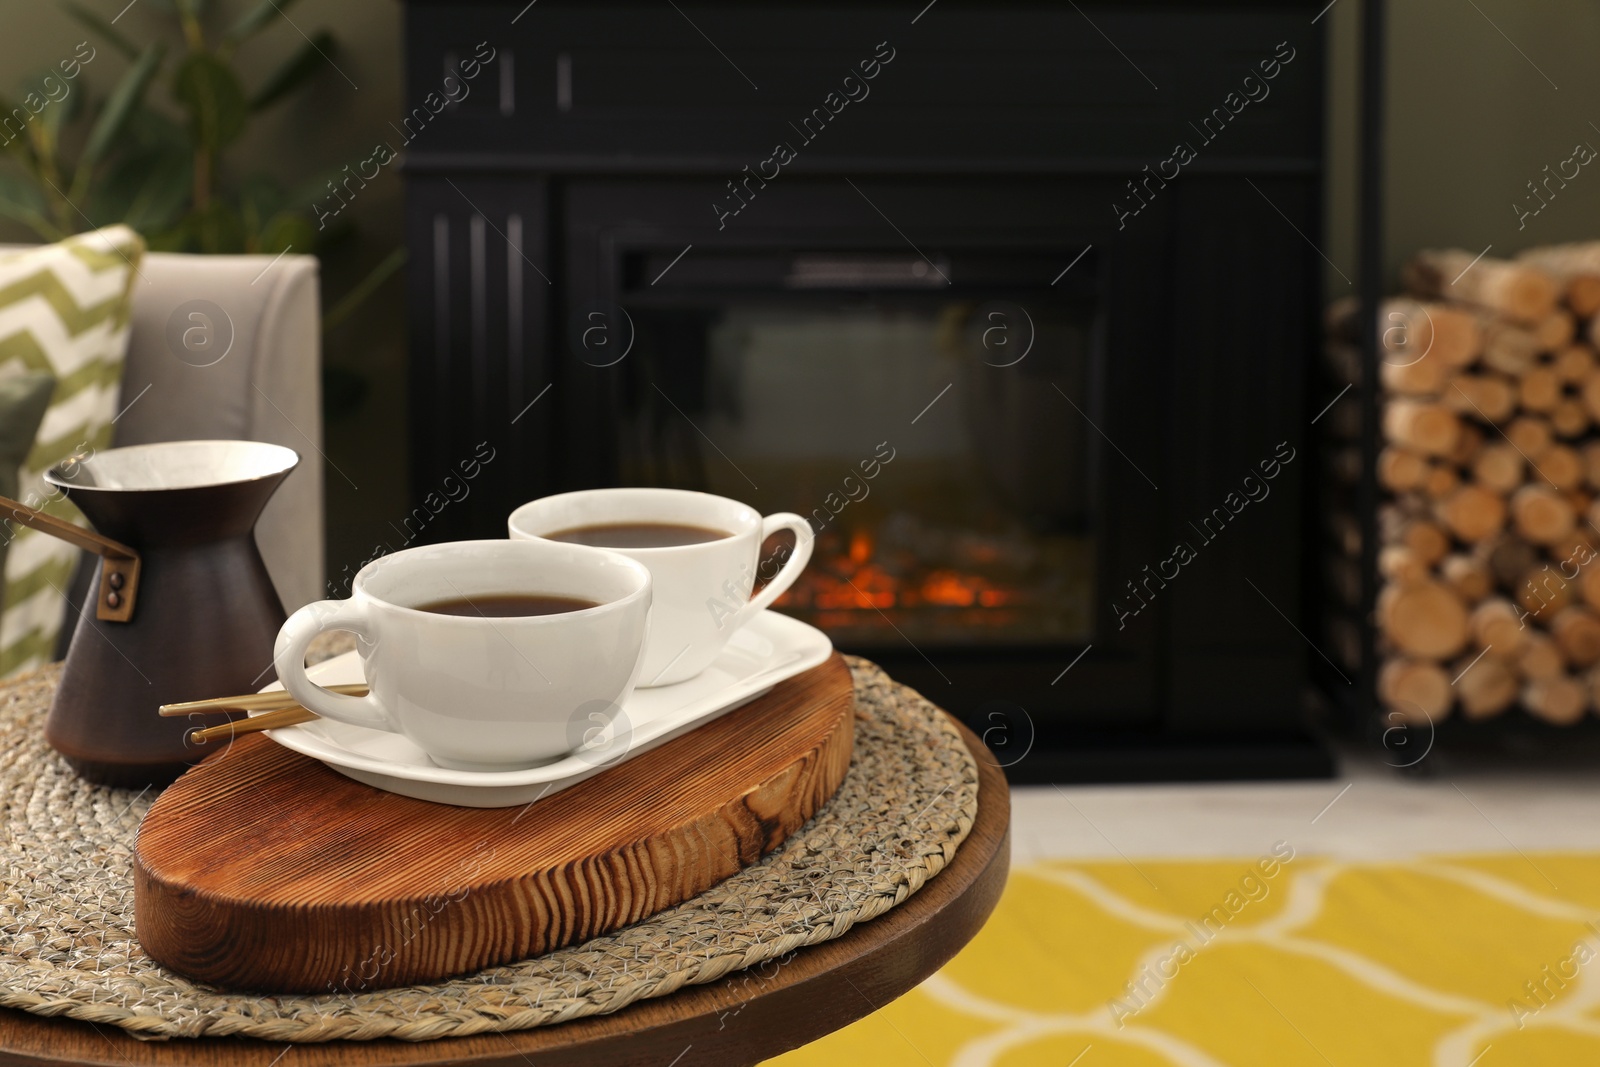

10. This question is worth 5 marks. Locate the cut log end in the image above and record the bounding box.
[1456,653,1519,719]
[1472,443,1524,494]
[1517,632,1567,681]
[1441,553,1494,603]
[1524,676,1589,725]
[1378,659,1452,723]
[1469,598,1527,657]
[1552,607,1600,668]
[1385,400,1462,458]
[1379,579,1471,660]
[1511,484,1577,545]
[1438,484,1506,541]
[1568,275,1600,318]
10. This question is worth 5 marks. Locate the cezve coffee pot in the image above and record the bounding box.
[0,440,299,787]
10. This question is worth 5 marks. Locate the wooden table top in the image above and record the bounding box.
[0,715,1010,1067]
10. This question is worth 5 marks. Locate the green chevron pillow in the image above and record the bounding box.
[0,226,144,678]
[0,370,57,600]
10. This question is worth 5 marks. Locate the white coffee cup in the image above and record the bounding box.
[273,539,652,771]
[508,488,814,687]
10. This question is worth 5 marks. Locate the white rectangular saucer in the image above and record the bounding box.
[255,610,833,808]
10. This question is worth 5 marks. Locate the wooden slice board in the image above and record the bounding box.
[133,654,854,994]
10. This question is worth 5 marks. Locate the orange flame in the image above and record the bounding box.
[777,526,1019,616]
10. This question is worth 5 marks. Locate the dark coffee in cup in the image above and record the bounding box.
[417,594,600,618]
[545,522,732,549]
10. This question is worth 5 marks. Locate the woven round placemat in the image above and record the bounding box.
[0,655,977,1042]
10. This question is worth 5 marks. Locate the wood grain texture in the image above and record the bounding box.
[0,715,1009,1067]
[134,655,856,994]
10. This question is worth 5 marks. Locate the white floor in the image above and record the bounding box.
[1009,741,1600,864]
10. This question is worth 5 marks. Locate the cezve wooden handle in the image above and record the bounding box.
[0,495,142,620]
[0,494,142,623]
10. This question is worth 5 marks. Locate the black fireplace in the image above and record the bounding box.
[402,0,1334,781]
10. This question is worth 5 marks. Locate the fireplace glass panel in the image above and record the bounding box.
[615,265,1098,649]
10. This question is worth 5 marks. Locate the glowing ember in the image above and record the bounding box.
[920,570,983,607]
[762,510,1088,645]
[776,525,1021,618]
[849,529,872,565]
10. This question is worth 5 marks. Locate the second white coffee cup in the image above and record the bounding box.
[509,488,814,686]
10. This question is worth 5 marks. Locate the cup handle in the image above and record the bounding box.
[735,512,816,624]
[273,599,393,732]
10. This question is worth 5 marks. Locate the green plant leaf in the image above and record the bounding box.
[0,92,40,163]
[81,43,166,168]
[111,104,190,159]
[25,68,83,144]
[257,210,314,257]
[123,168,192,233]
[93,139,190,234]
[0,103,39,175]
[144,225,190,252]
[282,163,363,239]
[161,200,245,254]
[127,104,191,148]
[0,168,57,237]
[172,52,248,154]
[237,172,289,227]
[84,108,188,233]
[55,73,84,131]
[249,31,336,111]
[173,0,205,18]
[286,165,343,208]
[225,0,302,45]
[60,2,139,61]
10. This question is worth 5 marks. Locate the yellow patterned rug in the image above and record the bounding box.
[768,850,1600,1066]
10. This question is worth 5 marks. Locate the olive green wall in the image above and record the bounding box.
[1324,0,1600,295]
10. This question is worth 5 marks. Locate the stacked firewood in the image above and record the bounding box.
[1340,243,1600,727]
